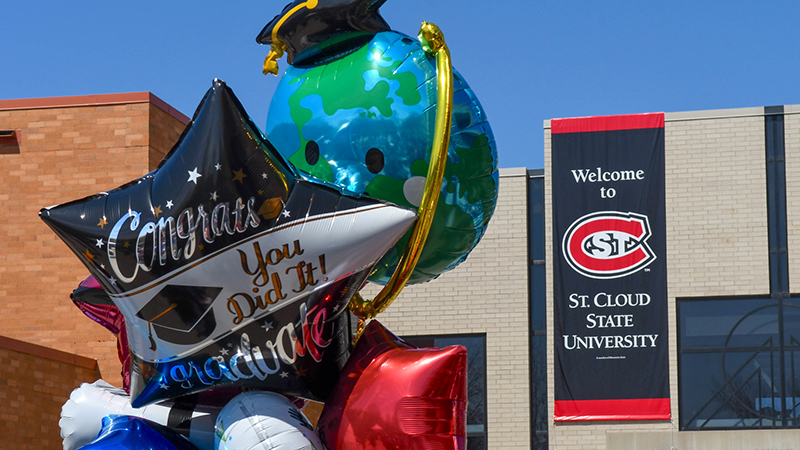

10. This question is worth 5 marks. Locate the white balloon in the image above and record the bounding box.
[215,392,324,450]
[60,380,221,450]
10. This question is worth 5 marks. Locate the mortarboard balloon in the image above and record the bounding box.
[257,0,391,69]
[41,79,417,407]
[316,320,467,450]
[260,0,498,287]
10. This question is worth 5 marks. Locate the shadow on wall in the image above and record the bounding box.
[0,335,101,449]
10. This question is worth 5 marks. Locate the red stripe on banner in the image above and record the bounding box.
[554,398,670,421]
[551,113,664,134]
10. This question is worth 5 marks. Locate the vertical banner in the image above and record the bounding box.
[551,113,670,421]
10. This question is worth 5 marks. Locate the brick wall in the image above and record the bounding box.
[544,107,771,449]
[0,335,100,450]
[361,168,531,450]
[149,102,186,164]
[0,94,187,389]
[665,111,769,298]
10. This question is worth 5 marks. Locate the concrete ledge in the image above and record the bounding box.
[607,429,800,450]
[500,167,527,177]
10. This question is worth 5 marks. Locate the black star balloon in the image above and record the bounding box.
[41,79,416,407]
[256,0,390,65]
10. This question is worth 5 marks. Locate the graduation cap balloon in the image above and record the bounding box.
[257,0,391,69]
[41,79,416,407]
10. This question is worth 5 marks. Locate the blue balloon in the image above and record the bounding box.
[79,416,199,450]
[266,30,499,285]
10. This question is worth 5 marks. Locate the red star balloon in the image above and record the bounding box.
[317,320,467,450]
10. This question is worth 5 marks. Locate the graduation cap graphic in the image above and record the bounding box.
[256,0,390,68]
[136,285,222,348]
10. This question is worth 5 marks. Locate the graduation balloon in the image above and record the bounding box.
[77,416,200,450]
[317,320,467,450]
[259,0,498,285]
[60,380,231,450]
[72,275,132,393]
[214,392,324,450]
[41,80,417,407]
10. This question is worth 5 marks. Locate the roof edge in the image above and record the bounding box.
[0,334,99,371]
[544,104,800,129]
[500,167,528,177]
[0,92,189,125]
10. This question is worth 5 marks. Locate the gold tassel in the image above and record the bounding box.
[263,42,287,76]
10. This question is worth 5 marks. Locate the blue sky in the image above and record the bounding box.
[4,1,800,169]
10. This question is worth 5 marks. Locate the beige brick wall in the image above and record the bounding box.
[0,97,186,388]
[361,168,531,450]
[544,108,770,449]
[665,111,768,298]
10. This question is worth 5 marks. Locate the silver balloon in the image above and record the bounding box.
[214,392,324,450]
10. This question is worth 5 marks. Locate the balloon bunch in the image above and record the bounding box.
[43,1,497,449]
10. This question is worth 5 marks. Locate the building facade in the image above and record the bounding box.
[5,91,800,450]
[544,105,800,449]
[0,93,188,446]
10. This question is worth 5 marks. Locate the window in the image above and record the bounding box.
[677,108,798,431]
[403,334,487,450]
[0,129,19,155]
[678,295,800,430]
[527,170,548,450]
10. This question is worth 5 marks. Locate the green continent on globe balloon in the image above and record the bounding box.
[366,132,497,284]
[284,43,422,181]
[444,133,497,228]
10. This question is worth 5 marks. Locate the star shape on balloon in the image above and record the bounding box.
[317,320,468,450]
[256,0,391,65]
[41,79,417,407]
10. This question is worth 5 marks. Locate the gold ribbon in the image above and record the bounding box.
[262,0,319,75]
[349,22,453,336]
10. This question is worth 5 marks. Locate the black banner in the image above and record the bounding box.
[551,113,670,421]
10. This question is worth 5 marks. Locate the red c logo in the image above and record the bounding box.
[562,211,655,279]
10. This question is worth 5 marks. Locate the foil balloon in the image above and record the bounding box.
[60,380,242,450]
[260,0,498,285]
[77,415,199,450]
[316,320,467,450]
[72,275,132,393]
[40,79,417,407]
[214,392,324,450]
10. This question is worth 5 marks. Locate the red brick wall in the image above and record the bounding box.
[0,95,187,389]
[0,336,100,449]
[149,101,185,164]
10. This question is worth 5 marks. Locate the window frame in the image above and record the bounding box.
[677,294,800,430]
